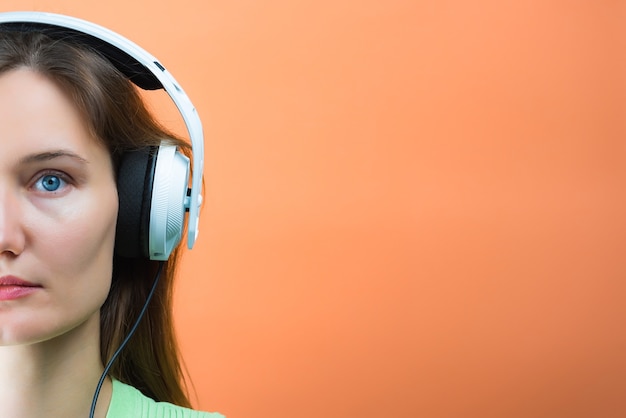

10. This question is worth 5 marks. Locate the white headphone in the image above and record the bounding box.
[0,11,204,260]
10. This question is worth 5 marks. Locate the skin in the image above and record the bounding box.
[0,68,118,417]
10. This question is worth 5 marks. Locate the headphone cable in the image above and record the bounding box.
[88,261,165,418]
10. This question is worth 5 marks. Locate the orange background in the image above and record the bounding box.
[3,1,626,417]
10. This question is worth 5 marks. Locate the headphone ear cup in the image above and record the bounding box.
[115,147,157,258]
[147,144,190,260]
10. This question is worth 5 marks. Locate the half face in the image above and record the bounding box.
[0,68,118,345]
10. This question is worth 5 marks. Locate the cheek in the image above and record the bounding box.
[30,187,119,286]
[0,189,119,346]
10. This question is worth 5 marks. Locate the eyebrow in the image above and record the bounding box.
[18,150,89,165]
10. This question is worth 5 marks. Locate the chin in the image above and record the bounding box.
[0,307,102,347]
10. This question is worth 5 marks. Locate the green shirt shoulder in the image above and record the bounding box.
[106,378,224,418]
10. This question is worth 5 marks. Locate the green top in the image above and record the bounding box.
[106,379,224,418]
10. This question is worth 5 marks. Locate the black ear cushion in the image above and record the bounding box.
[115,147,157,258]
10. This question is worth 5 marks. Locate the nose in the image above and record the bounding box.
[0,186,25,256]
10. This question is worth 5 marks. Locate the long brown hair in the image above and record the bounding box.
[0,30,194,407]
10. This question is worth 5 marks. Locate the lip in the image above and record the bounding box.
[0,275,42,301]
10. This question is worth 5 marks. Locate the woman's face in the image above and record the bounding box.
[0,68,118,345]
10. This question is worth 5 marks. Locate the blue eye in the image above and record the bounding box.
[35,174,66,192]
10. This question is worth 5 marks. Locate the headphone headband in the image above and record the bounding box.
[0,11,204,252]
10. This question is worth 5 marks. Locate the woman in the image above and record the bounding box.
[0,14,222,418]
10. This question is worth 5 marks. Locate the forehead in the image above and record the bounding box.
[0,68,108,164]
